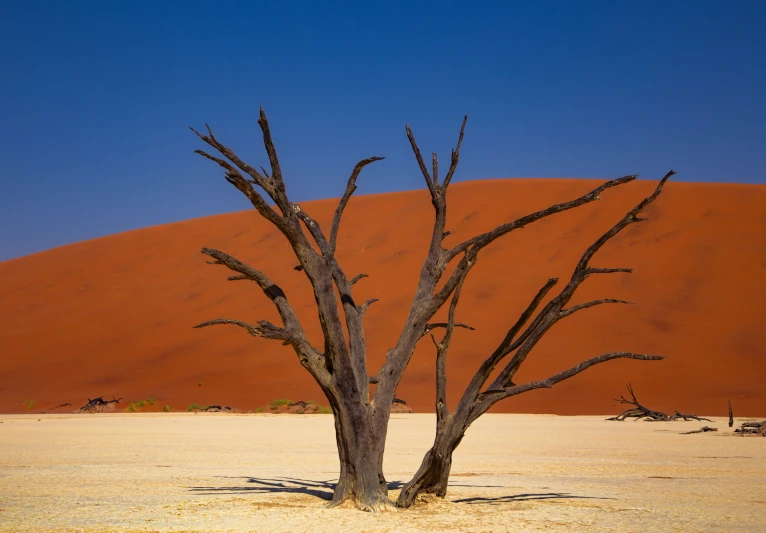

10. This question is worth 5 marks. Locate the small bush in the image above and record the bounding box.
[317,406,332,414]
[162,405,171,412]
[126,399,157,412]
[24,400,35,410]
[269,399,293,410]
[254,407,263,413]
[186,403,208,412]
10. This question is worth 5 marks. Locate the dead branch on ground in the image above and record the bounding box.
[734,421,766,436]
[79,396,123,413]
[681,426,718,434]
[606,384,712,422]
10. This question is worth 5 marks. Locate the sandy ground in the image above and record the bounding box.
[0,413,763,533]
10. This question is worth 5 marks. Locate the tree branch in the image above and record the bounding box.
[330,157,385,254]
[488,171,675,390]
[199,247,329,384]
[469,352,663,423]
[560,298,633,318]
[359,298,379,317]
[423,322,475,335]
[405,124,436,193]
[350,273,369,286]
[191,146,288,232]
[454,277,559,413]
[193,318,290,341]
[446,175,637,262]
[431,267,471,424]
[443,116,467,187]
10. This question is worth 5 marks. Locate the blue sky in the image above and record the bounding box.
[1,1,764,261]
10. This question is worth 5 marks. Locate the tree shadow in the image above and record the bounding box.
[454,492,616,504]
[189,476,407,501]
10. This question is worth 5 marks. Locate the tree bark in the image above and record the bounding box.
[397,414,467,507]
[327,395,394,511]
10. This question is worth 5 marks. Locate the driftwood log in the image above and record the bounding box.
[606,384,712,422]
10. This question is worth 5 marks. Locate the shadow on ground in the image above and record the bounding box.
[453,492,616,504]
[189,476,507,501]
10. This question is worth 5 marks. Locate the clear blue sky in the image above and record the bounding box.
[1,1,764,261]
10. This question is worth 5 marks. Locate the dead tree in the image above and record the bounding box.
[79,396,122,413]
[734,421,766,436]
[605,384,712,422]
[192,108,670,511]
[728,400,734,427]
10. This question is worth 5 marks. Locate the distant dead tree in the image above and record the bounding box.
[192,108,672,511]
[605,383,712,423]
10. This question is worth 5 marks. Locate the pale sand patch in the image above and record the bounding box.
[0,413,763,532]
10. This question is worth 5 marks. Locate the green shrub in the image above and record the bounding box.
[162,405,171,412]
[24,400,35,410]
[269,399,293,410]
[186,403,208,412]
[317,406,332,414]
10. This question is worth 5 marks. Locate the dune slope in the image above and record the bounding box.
[0,178,764,415]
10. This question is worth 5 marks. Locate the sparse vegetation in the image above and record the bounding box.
[162,405,171,412]
[186,403,208,412]
[126,399,156,412]
[24,400,35,410]
[269,399,293,410]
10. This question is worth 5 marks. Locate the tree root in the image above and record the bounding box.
[325,493,397,512]
[606,384,712,422]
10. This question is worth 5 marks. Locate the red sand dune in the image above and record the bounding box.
[1,178,764,416]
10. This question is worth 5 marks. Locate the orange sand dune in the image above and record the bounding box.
[1,179,764,416]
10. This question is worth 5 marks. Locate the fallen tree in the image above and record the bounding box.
[192,108,672,511]
[606,384,712,422]
[734,421,766,436]
[79,396,122,413]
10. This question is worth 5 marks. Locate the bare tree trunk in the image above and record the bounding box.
[397,414,467,507]
[327,396,394,511]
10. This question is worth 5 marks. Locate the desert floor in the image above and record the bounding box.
[0,413,764,533]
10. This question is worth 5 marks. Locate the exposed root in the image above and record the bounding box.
[606,384,712,422]
[355,493,397,513]
[325,492,397,512]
